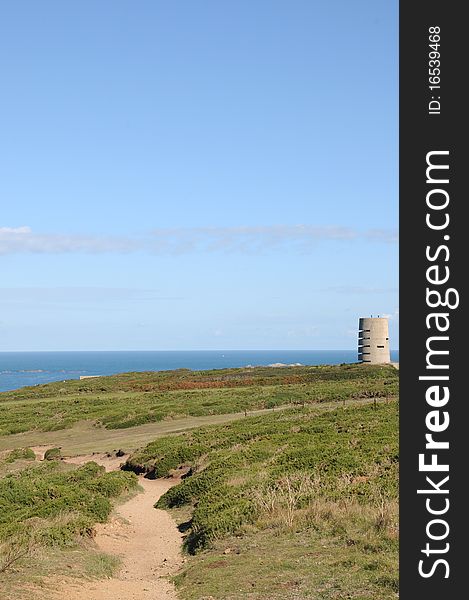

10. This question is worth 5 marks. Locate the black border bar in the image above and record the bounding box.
[400,2,467,596]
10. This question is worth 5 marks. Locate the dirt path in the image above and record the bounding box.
[0,397,390,456]
[0,405,287,455]
[49,456,183,600]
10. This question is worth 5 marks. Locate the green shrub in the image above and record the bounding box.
[4,448,36,463]
[0,461,138,547]
[44,447,61,461]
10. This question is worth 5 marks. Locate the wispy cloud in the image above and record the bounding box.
[0,287,185,311]
[0,224,398,256]
[0,226,32,234]
[150,225,360,254]
[0,226,138,255]
[323,285,398,294]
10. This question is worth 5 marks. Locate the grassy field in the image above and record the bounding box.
[0,364,398,437]
[125,401,399,599]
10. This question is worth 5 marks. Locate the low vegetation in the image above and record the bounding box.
[126,401,399,599]
[3,447,36,463]
[0,448,37,481]
[0,460,137,578]
[0,364,398,435]
[43,447,61,461]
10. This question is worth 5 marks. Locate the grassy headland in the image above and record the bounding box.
[0,363,399,599]
[0,364,398,437]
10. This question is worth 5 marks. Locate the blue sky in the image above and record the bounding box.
[0,0,398,351]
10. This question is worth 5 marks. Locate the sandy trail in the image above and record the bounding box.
[48,455,183,600]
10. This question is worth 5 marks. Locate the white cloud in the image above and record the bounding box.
[0,226,32,234]
[0,224,398,256]
[0,227,138,255]
[149,225,360,254]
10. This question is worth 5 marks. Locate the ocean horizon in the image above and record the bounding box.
[0,350,399,393]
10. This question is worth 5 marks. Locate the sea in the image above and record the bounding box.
[0,350,399,393]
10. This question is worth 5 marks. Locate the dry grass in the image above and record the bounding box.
[0,534,40,574]
[0,509,122,599]
[252,472,398,539]
[174,492,399,600]
[252,472,317,528]
[1,512,86,574]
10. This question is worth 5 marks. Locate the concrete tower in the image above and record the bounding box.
[358,317,390,364]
